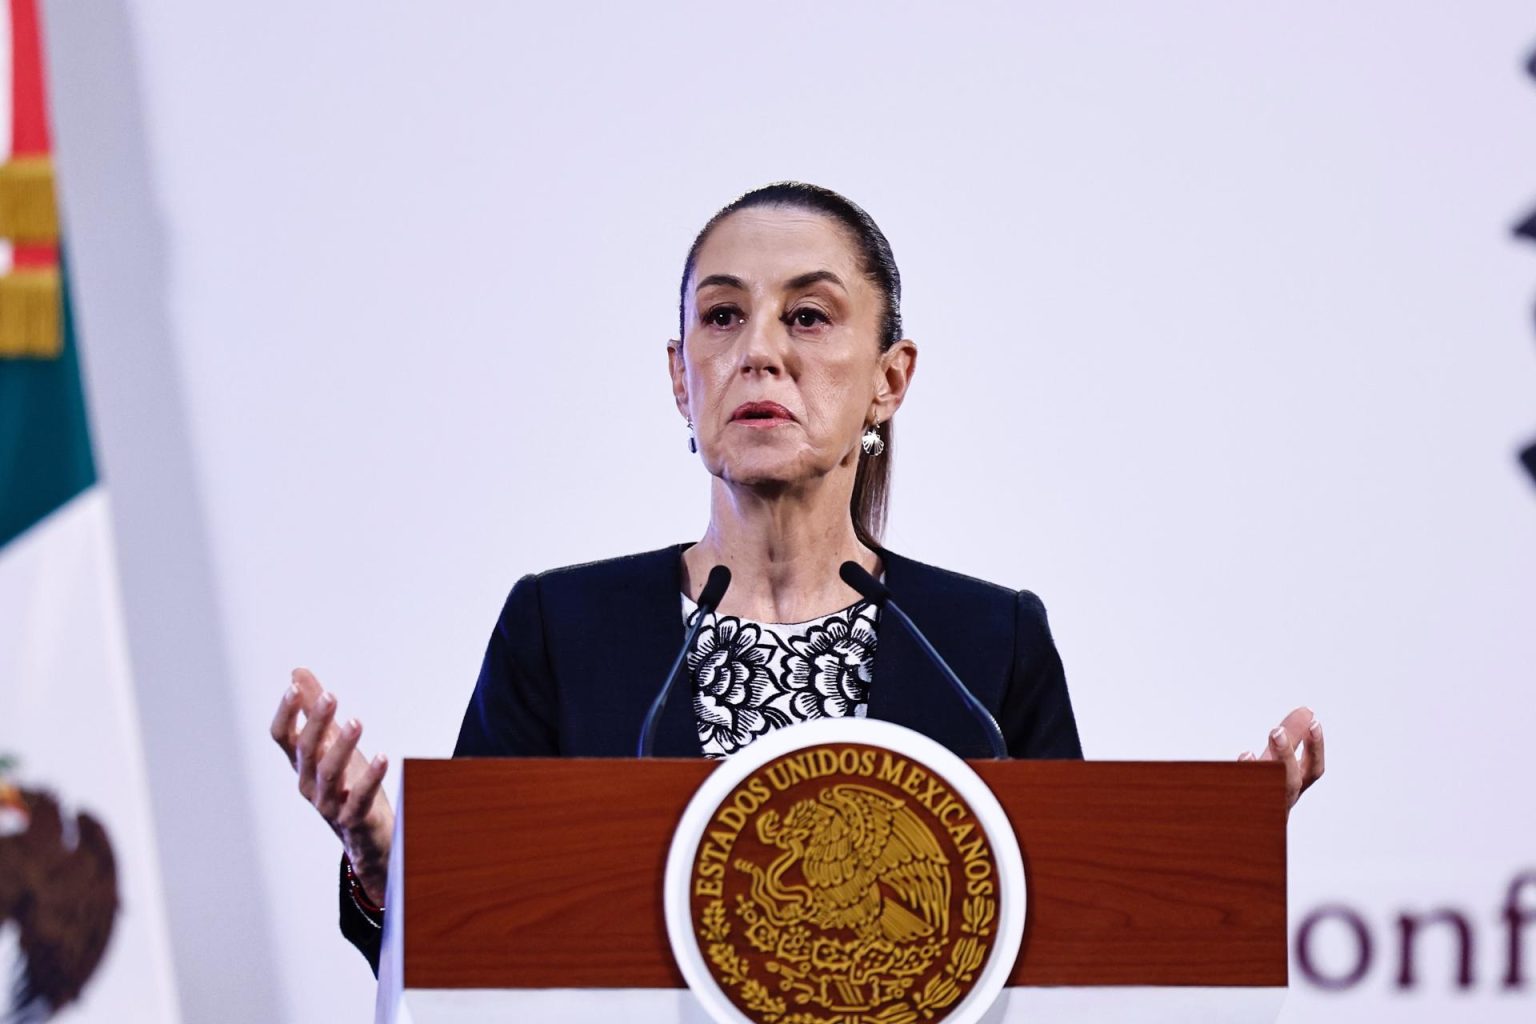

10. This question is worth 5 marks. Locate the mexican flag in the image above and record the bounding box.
[0,0,179,1019]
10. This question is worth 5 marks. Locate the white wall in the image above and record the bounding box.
[43,1,1536,1020]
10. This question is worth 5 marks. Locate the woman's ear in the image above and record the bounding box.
[666,338,691,419]
[871,339,917,422]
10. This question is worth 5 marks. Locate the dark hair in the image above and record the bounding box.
[677,182,903,549]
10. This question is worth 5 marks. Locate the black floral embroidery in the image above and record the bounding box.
[685,597,880,757]
[781,606,879,720]
[690,617,788,754]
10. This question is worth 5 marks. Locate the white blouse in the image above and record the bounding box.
[680,589,882,758]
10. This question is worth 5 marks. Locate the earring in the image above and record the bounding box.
[687,420,697,454]
[861,422,884,457]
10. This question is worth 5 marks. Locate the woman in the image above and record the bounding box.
[270,182,1325,974]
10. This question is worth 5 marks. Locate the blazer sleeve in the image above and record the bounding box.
[1000,589,1084,759]
[339,572,563,976]
[337,854,384,976]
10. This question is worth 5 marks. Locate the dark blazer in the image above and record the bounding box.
[340,542,1083,972]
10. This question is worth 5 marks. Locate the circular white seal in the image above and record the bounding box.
[664,718,1026,1024]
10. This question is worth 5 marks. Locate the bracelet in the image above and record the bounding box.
[345,856,385,921]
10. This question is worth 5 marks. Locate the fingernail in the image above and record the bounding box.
[1309,719,1323,735]
[1270,727,1287,745]
[344,718,361,736]
[318,692,335,711]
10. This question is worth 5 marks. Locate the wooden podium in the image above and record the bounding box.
[374,758,1288,1024]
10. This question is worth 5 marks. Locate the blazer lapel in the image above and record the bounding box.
[649,542,705,757]
[867,548,950,739]
[865,601,930,734]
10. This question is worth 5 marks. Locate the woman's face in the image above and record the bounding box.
[669,207,914,493]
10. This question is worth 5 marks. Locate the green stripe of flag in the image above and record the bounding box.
[0,260,96,548]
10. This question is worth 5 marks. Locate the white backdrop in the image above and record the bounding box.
[41,1,1536,1021]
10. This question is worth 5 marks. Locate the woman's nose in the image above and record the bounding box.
[737,315,787,376]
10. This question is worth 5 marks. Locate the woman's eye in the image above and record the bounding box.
[705,307,741,328]
[787,308,829,329]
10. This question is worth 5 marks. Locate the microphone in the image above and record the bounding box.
[636,564,732,757]
[839,561,1009,760]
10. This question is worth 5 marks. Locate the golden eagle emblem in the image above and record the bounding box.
[741,784,950,945]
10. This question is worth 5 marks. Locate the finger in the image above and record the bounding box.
[338,753,389,832]
[269,683,302,765]
[295,691,338,799]
[1299,718,1325,792]
[1265,725,1291,758]
[1237,751,1257,762]
[1267,726,1303,806]
[314,716,363,820]
[1277,706,1316,741]
[291,667,325,711]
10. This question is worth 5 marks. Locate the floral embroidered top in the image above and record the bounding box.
[682,590,882,759]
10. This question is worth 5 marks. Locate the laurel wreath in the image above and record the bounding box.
[697,893,997,1024]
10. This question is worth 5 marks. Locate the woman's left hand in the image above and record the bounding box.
[1239,706,1324,813]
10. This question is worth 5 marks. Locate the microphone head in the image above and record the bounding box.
[839,560,890,605]
[698,564,732,610]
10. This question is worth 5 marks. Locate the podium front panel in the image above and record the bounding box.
[393,758,1285,990]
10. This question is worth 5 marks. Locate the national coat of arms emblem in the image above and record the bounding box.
[667,720,1025,1024]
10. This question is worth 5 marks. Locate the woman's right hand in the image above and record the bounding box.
[271,667,394,907]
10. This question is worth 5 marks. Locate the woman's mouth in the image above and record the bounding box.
[729,401,795,427]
